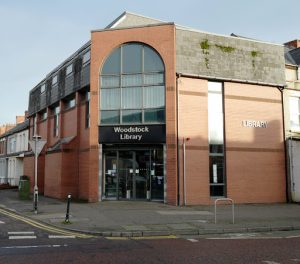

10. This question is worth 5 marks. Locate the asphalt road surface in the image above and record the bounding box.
[1,209,300,264]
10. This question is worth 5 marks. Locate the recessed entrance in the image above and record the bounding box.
[102,146,164,201]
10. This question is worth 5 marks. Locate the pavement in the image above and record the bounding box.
[0,188,300,237]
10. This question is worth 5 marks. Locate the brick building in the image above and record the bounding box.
[25,12,286,205]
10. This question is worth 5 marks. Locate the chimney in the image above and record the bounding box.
[16,115,25,124]
[284,39,300,48]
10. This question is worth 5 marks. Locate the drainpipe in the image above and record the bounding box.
[176,74,180,206]
[278,85,289,202]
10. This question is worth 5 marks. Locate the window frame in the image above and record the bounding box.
[100,43,165,125]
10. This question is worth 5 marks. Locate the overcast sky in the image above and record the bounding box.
[0,0,299,124]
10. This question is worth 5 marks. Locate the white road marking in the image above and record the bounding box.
[187,239,198,243]
[1,244,68,249]
[48,235,75,239]
[8,231,35,235]
[262,261,281,264]
[0,221,5,224]
[291,259,300,262]
[287,235,300,238]
[9,236,37,240]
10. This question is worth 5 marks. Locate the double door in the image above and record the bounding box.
[103,148,164,200]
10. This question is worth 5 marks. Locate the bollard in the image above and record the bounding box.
[65,194,72,223]
[34,189,38,214]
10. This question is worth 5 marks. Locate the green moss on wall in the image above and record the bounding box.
[215,44,235,53]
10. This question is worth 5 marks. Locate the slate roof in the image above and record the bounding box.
[0,119,29,139]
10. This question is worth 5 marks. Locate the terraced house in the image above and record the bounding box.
[25,12,286,205]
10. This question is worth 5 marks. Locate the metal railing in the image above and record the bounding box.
[214,198,234,224]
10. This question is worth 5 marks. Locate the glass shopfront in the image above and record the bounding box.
[99,42,166,201]
[103,146,164,201]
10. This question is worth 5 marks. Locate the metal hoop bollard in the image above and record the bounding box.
[214,198,234,224]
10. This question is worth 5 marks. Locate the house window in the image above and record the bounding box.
[53,106,60,137]
[86,92,90,128]
[289,96,300,131]
[100,43,165,124]
[208,82,225,197]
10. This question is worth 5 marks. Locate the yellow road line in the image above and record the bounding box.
[0,208,93,238]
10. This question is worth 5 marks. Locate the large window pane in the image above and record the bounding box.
[122,87,142,109]
[144,46,164,72]
[102,48,121,74]
[144,73,164,85]
[101,88,120,110]
[122,44,142,73]
[144,86,165,108]
[144,109,165,123]
[122,110,142,123]
[122,74,142,87]
[209,156,224,184]
[210,185,224,197]
[101,76,120,88]
[101,110,120,124]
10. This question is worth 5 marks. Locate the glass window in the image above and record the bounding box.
[101,110,120,124]
[41,84,46,93]
[101,76,120,88]
[101,89,120,110]
[66,64,73,75]
[100,43,165,125]
[122,110,142,123]
[40,110,47,121]
[122,87,142,109]
[122,44,142,73]
[65,98,76,110]
[144,46,164,72]
[208,82,225,197]
[122,74,142,87]
[144,73,164,85]
[83,51,90,65]
[144,86,165,108]
[144,109,165,123]
[102,48,121,74]
[86,92,90,128]
[52,75,58,85]
[289,97,300,131]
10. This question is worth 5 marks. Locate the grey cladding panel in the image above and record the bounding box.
[176,29,285,85]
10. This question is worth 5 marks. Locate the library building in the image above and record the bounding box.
[25,12,287,205]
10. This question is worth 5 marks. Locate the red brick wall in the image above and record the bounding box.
[91,24,177,204]
[177,78,286,205]
[178,77,210,205]
[23,155,45,194]
[224,82,286,203]
[44,152,62,198]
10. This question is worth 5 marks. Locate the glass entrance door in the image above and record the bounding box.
[103,147,164,201]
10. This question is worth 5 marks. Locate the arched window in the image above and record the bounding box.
[100,43,165,124]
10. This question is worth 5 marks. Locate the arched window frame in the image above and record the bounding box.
[100,42,165,125]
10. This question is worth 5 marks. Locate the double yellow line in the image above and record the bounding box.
[0,208,93,238]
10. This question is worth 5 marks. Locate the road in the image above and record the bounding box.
[0,209,300,264]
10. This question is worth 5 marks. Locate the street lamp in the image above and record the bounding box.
[29,134,46,214]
